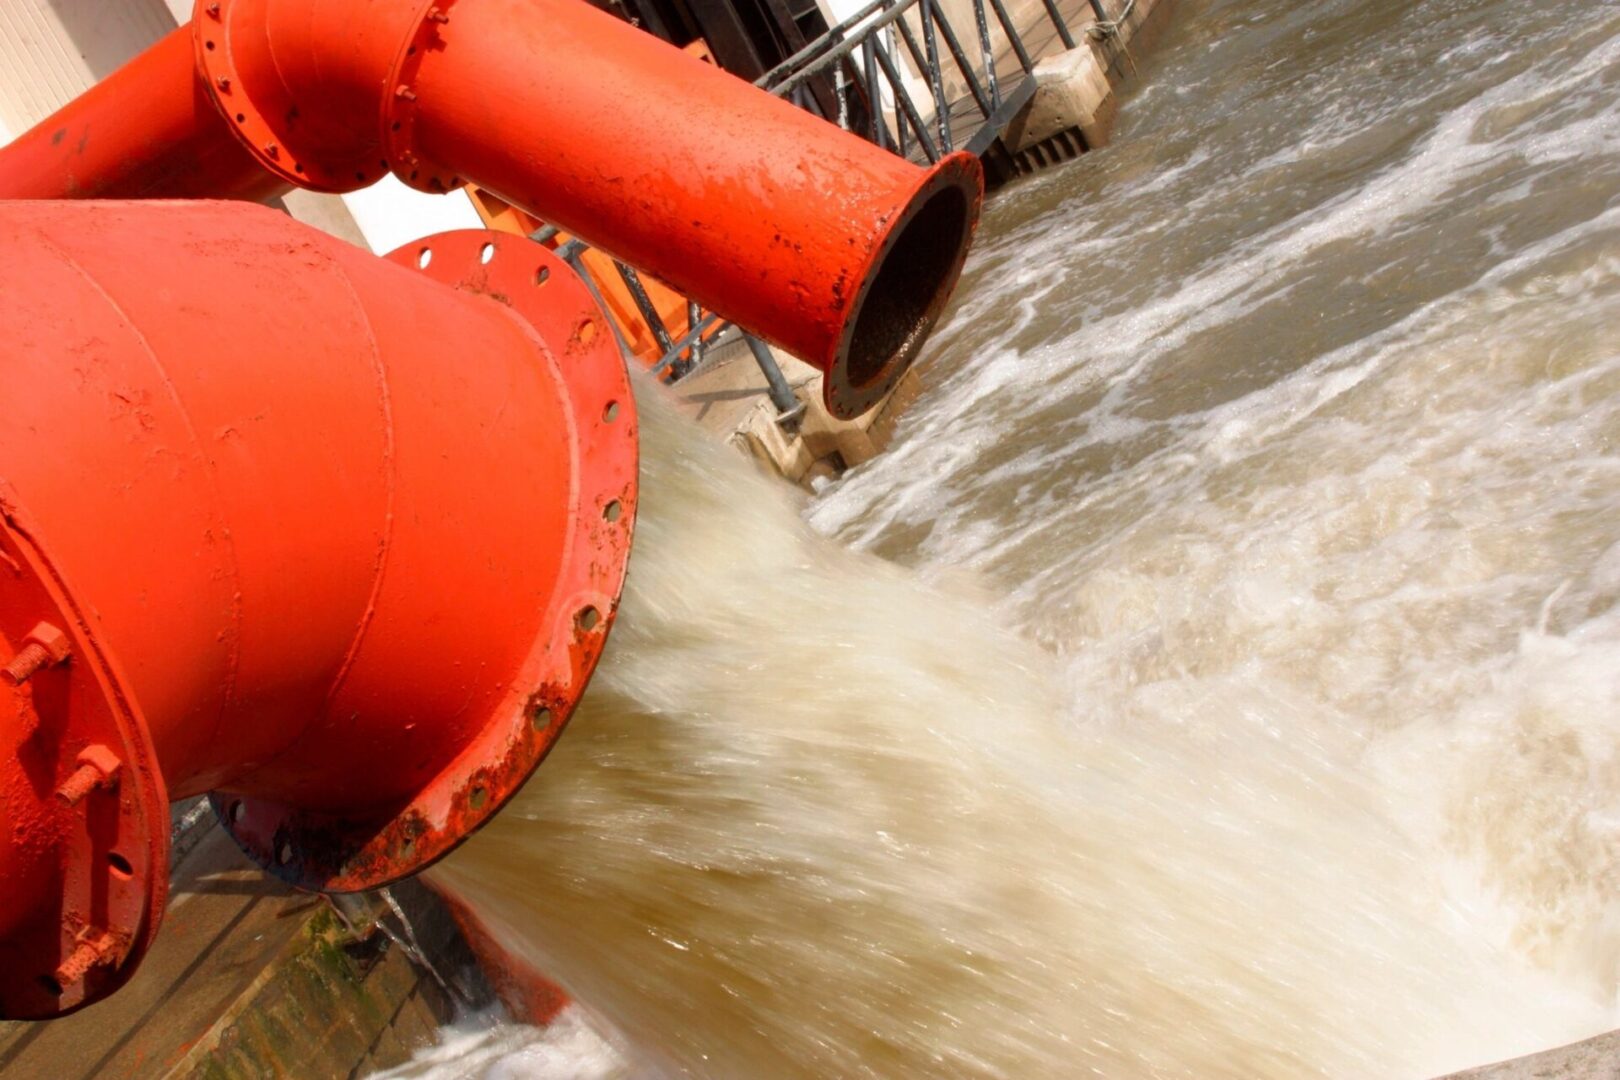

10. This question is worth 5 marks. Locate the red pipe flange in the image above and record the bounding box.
[0,201,635,1019]
[0,506,169,1020]
[219,230,640,892]
[380,0,467,193]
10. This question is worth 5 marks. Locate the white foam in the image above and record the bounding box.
[381,3,1620,1076]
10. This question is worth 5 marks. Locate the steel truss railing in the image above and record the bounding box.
[757,0,1102,161]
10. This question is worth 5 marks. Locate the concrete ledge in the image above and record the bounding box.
[1440,1029,1620,1079]
[0,826,488,1080]
[987,0,1173,185]
[671,335,920,489]
[1004,39,1119,153]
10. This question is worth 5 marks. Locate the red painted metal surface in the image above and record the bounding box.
[385,0,984,418]
[0,29,285,202]
[0,0,984,418]
[0,200,637,1020]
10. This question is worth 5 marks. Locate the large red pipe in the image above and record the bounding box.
[0,0,983,419]
[0,29,284,202]
[0,199,637,1020]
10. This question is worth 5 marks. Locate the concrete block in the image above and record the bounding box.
[1004,41,1117,153]
[675,338,923,489]
[733,402,820,484]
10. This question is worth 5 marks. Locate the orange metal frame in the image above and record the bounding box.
[464,185,720,372]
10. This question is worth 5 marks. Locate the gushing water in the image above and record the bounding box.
[382,0,1620,1074]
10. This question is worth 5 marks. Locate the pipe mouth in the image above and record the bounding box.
[824,152,983,420]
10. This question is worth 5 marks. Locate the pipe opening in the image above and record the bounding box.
[842,181,965,401]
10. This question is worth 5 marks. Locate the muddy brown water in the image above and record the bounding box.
[379,0,1620,1075]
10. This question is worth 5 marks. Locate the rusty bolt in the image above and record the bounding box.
[205,1,221,17]
[263,142,279,159]
[395,85,418,101]
[216,76,232,92]
[428,8,450,22]
[4,643,49,685]
[53,930,119,988]
[55,745,122,806]
[3,622,70,685]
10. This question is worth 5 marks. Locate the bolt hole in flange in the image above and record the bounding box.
[229,799,245,823]
[277,841,293,866]
[417,246,433,269]
[107,852,133,878]
[347,228,637,898]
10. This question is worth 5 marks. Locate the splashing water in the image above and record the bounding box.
[381,0,1620,1075]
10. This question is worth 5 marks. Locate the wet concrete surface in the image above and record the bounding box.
[0,826,313,1078]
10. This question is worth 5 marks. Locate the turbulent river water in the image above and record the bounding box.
[380,0,1620,1075]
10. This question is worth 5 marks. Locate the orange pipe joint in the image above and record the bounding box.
[193,0,983,417]
[0,200,637,1020]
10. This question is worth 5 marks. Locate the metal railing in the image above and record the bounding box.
[535,226,806,426]
[755,0,1100,162]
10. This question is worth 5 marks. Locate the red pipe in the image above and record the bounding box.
[0,0,983,419]
[0,199,637,1020]
[0,29,285,202]
[399,0,981,419]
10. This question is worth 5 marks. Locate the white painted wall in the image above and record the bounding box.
[0,0,176,135]
[817,0,870,23]
[339,175,484,256]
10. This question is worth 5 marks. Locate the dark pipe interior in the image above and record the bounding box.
[844,183,974,391]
